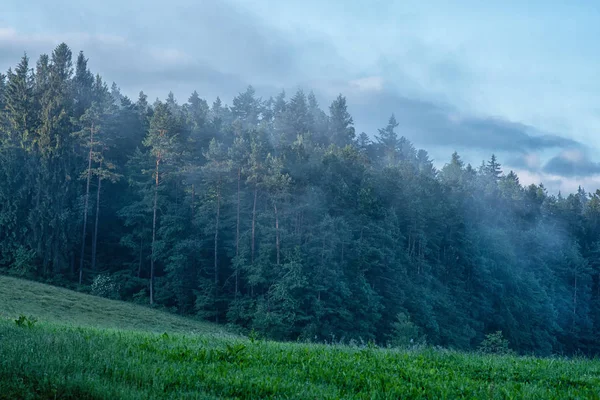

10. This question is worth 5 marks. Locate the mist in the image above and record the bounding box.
[1,40,600,356]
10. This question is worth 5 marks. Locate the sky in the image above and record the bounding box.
[1,0,599,193]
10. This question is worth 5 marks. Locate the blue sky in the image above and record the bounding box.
[2,0,599,193]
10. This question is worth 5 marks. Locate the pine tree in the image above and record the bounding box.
[202,138,230,321]
[229,134,250,297]
[328,94,355,147]
[375,114,400,166]
[486,154,502,181]
[231,85,261,128]
[264,154,291,266]
[143,101,178,304]
[73,51,94,118]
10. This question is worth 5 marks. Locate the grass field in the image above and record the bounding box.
[0,275,224,334]
[1,276,600,399]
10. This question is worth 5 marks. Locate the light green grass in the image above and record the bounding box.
[0,275,224,334]
[1,275,600,399]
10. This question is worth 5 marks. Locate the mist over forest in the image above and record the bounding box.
[1,43,600,356]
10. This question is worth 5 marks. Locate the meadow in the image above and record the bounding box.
[1,276,600,399]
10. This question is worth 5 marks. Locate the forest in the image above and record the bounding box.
[1,43,599,356]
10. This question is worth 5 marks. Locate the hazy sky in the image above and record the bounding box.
[2,0,599,193]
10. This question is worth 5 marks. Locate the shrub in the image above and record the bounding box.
[478,331,514,355]
[14,315,37,328]
[90,273,121,300]
[10,246,37,276]
[390,312,425,348]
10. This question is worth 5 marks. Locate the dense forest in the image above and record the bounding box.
[1,43,599,356]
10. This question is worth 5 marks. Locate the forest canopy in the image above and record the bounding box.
[1,44,599,356]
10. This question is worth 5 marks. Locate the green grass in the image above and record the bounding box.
[0,275,224,334]
[1,276,600,399]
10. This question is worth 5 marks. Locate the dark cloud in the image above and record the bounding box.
[0,0,585,168]
[1,0,344,104]
[345,88,581,154]
[543,151,600,177]
[503,153,541,172]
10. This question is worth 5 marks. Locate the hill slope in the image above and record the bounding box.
[0,275,223,334]
[1,276,600,399]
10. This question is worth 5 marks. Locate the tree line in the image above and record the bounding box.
[1,43,599,355]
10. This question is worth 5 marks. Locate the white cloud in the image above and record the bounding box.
[349,76,384,92]
[560,149,585,163]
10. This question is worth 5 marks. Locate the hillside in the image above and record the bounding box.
[2,43,600,356]
[0,275,224,334]
[1,276,600,399]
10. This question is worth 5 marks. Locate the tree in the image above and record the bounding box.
[143,101,178,304]
[375,114,400,166]
[3,42,600,356]
[264,154,291,266]
[328,94,355,147]
[231,85,261,128]
[73,51,94,118]
[278,90,313,146]
[202,138,230,320]
[486,154,502,181]
[74,103,100,284]
[4,55,35,147]
[118,148,154,280]
[246,137,268,264]
[307,91,329,144]
[229,134,250,297]
[90,136,121,272]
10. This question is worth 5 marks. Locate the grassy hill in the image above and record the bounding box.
[0,275,224,334]
[1,276,600,399]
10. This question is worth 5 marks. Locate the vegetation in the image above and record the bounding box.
[1,43,600,356]
[0,275,224,334]
[1,277,600,399]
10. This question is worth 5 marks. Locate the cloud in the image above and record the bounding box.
[3,0,599,194]
[543,149,600,178]
[0,25,254,102]
[340,87,581,154]
[0,0,344,103]
[511,167,600,195]
[349,76,384,92]
[505,153,542,171]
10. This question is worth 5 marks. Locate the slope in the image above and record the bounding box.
[1,275,600,399]
[0,275,224,334]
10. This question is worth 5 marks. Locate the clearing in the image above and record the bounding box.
[1,275,599,399]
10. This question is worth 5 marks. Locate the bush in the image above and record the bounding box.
[478,331,514,355]
[14,314,37,328]
[90,273,121,300]
[390,312,425,348]
[10,246,37,276]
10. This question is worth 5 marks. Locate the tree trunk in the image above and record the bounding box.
[138,234,143,278]
[70,252,75,276]
[274,200,280,266]
[573,274,578,317]
[235,167,241,298]
[150,157,159,305]
[78,124,94,284]
[251,183,257,263]
[191,183,195,217]
[91,155,103,272]
[214,177,221,322]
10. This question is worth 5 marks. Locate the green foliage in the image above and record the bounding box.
[1,43,600,358]
[390,312,424,348]
[0,275,224,334]
[90,273,121,299]
[479,331,514,355]
[1,318,600,399]
[14,314,37,328]
[9,246,37,276]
